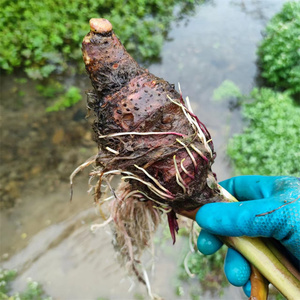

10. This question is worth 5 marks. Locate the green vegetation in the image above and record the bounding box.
[36,80,83,111]
[224,2,300,177]
[176,245,228,298]
[45,86,82,112]
[36,81,64,99]
[175,226,227,298]
[213,80,242,101]
[228,88,300,176]
[0,269,17,297]
[257,1,300,95]
[0,0,201,79]
[0,269,51,300]
[179,247,227,285]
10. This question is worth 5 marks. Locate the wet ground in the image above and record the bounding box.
[0,0,285,299]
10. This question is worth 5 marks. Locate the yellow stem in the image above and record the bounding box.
[219,186,300,299]
[249,265,269,300]
[223,235,300,299]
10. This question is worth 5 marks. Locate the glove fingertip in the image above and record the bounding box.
[197,230,223,255]
[195,203,243,236]
[243,280,251,297]
[195,203,226,231]
[224,248,251,287]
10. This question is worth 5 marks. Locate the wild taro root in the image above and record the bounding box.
[80,18,222,253]
[72,18,300,299]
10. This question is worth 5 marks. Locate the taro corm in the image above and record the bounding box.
[71,18,300,299]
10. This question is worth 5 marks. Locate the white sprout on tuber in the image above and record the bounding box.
[173,155,187,194]
[105,146,120,155]
[134,164,174,195]
[123,189,171,209]
[122,176,174,200]
[166,94,213,157]
[176,138,197,170]
[180,158,194,179]
[190,143,208,162]
[185,96,194,114]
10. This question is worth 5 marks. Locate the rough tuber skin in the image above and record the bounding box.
[82,19,225,216]
[79,18,229,284]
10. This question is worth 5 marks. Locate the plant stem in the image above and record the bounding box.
[179,186,300,299]
[264,239,300,281]
[220,186,300,300]
[249,265,269,300]
[224,235,300,299]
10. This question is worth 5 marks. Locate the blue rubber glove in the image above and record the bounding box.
[195,175,300,297]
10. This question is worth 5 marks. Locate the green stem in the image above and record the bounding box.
[264,239,300,281]
[220,186,300,299]
[224,236,300,299]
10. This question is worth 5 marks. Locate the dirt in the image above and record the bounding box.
[0,74,96,209]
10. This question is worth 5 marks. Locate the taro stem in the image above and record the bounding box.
[180,185,300,300]
[219,186,300,300]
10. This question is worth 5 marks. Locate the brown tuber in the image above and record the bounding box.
[79,17,228,283]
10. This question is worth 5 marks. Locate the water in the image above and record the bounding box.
[0,1,285,299]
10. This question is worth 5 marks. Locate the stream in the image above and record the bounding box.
[0,0,286,299]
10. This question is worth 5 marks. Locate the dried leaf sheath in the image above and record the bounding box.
[80,18,226,279]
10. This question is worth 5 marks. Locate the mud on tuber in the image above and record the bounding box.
[71,18,300,299]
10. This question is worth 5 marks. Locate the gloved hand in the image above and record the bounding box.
[195,175,300,297]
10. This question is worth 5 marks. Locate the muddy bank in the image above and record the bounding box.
[0,74,96,208]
